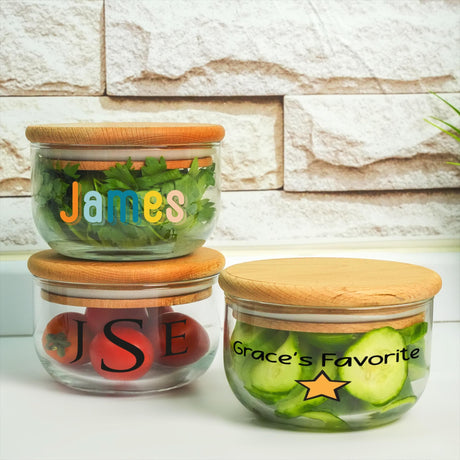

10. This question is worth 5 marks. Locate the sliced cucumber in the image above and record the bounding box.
[230,322,286,383]
[230,321,267,350]
[299,411,348,430]
[275,384,327,418]
[317,386,365,415]
[249,332,302,396]
[302,331,360,353]
[408,363,427,381]
[338,327,408,406]
[408,336,428,381]
[398,321,428,345]
[275,357,337,418]
[378,395,417,414]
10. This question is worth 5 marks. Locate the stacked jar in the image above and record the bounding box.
[26,123,226,394]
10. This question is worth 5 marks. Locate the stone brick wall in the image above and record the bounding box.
[1,0,459,251]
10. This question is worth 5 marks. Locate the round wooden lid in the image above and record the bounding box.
[218,257,442,308]
[28,248,225,284]
[25,123,225,146]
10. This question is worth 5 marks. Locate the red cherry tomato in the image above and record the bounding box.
[157,312,210,367]
[89,325,154,380]
[144,306,174,336]
[86,307,149,334]
[42,312,90,365]
[146,306,174,322]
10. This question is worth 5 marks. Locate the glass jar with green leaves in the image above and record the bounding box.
[26,123,224,261]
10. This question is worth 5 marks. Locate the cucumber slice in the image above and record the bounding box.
[317,386,365,415]
[275,357,337,418]
[275,384,326,418]
[249,332,302,395]
[230,322,286,384]
[338,327,408,406]
[408,362,427,381]
[230,321,267,350]
[398,321,428,345]
[299,411,348,430]
[407,336,428,381]
[302,331,360,353]
[378,395,417,414]
[244,385,285,405]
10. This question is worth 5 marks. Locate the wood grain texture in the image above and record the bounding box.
[28,248,225,284]
[25,123,225,146]
[219,257,442,307]
[233,311,426,333]
[51,157,213,171]
[41,287,212,309]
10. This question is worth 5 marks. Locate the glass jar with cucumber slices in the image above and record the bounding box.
[26,123,224,261]
[219,258,442,431]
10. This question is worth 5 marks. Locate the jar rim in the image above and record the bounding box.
[34,274,217,308]
[226,294,432,333]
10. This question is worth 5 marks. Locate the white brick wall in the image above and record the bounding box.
[105,0,460,96]
[1,0,459,251]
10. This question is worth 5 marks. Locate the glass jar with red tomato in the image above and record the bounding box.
[28,248,225,394]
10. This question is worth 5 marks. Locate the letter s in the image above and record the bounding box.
[100,319,145,373]
[166,190,185,223]
[299,356,313,366]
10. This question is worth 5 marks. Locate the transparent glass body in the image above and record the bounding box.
[31,143,220,260]
[223,295,433,431]
[33,276,221,394]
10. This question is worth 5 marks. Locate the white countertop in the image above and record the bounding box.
[1,322,459,460]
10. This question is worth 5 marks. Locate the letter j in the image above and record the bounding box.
[60,181,81,224]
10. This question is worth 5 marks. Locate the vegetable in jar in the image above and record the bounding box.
[29,248,225,394]
[219,257,441,431]
[26,123,224,260]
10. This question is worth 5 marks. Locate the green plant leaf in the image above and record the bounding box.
[34,156,217,253]
[424,118,460,142]
[425,93,460,145]
[428,116,460,136]
[104,158,138,190]
[430,92,460,117]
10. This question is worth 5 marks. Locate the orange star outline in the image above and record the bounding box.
[296,370,350,401]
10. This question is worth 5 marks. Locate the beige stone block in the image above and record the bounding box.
[0,197,46,251]
[284,94,460,191]
[0,97,282,196]
[105,0,459,96]
[2,190,459,252]
[211,190,460,243]
[0,0,104,95]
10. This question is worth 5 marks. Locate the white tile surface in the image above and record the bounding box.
[0,322,459,460]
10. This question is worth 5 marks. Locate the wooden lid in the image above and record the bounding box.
[218,257,442,308]
[28,248,225,284]
[25,123,225,146]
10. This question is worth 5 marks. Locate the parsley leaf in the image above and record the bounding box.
[33,155,217,257]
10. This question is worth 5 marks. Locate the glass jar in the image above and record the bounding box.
[26,123,224,260]
[219,257,442,431]
[28,248,225,394]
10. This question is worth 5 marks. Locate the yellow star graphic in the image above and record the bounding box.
[296,370,350,401]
